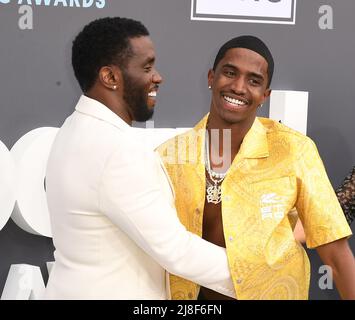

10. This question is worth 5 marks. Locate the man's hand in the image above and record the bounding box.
[293,219,306,244]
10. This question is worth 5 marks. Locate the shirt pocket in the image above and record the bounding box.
[250,175,297,223]
[250,176,302,268]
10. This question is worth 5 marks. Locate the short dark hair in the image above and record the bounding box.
[72,17,149,92]
[212,35,274,88]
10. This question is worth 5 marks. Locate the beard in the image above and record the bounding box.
[122,70,154,122]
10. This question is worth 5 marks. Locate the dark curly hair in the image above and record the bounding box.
[212,36,274,88]
[72,17,149,92]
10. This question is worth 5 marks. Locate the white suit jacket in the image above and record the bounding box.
[44,95,235,299]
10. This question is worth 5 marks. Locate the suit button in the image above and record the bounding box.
[195,208,200,214]
[228,236,234,242]
[237,279,243,284]
[224,196,231,202]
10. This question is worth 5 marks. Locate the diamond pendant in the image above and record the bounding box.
[206,184,222,204]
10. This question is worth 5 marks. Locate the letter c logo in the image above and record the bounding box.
[0,127,58,237]
[0,141,16,231]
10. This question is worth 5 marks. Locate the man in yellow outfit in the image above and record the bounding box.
[157,36,355,300]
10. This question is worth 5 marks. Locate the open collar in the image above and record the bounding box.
[238,117,269,159]
[194,114,269,160]
[192,114,269,184]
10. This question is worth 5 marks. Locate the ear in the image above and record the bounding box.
[207,69,214,88]
[261,88,272,103]
[98,65,121,90]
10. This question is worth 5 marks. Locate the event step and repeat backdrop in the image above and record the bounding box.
[0,0,354,299]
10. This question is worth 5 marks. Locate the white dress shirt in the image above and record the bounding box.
[44,95,235,299]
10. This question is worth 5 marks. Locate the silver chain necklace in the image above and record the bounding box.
[204,131,227,204]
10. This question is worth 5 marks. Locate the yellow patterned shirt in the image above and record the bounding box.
[157,114,352,300]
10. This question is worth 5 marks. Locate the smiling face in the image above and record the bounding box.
[208,47,271,129]
[121,36,162,122]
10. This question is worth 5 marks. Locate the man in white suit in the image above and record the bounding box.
[44,17,236,299]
